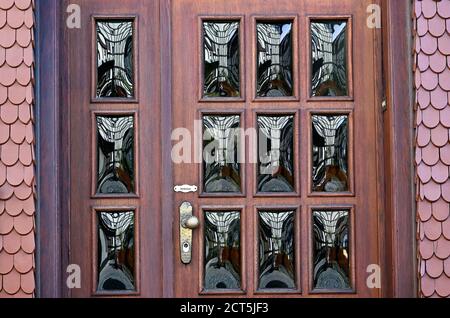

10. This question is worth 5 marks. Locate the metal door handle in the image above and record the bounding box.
[179,202,199,264]
[182,215,200,230]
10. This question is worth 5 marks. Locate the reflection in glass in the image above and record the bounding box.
[257,22,293,97]
[203,22,240,98]
[97,211,135,292]
[312,115,348,192]
[204,211,241,290]
[259,211,295,289]
[97,116,135,194]
[96,21,134,98]
[313,210,350,290]
[258,115,294,192]
[311,21,348,97]
[203,115,241,193]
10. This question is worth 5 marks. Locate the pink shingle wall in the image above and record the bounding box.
[0,0,35,298]
[415,0,450,298]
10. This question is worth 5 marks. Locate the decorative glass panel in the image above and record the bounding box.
[257,115,294,193]
[312,115,348,192]
[96,20,134,98]
[97,211,135,292]
[259,211,295,290]
[257,22,293,97]
[204,211,241,290]
[311,21,348,97]
[312,210,350,290]
[203,115,241,193]
[203,21,240,98]
[97,115,135,194]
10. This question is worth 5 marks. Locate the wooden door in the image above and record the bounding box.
[66,0,162,297]
[172,0,383,297]
[64,0,383,298]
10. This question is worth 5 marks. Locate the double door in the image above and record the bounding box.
[67,0,383,298]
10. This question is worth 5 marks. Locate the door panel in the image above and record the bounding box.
[172,0,381,297]
[67,0,162,297]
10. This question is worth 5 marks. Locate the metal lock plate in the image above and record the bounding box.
[180,202,194,264]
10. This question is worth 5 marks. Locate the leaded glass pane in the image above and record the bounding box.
[313,210,350,290]
[259,211,295,290]
[97,211,135,292]
[96,21,134,98]
[204,211,241,290]
[203,21,240,98]
[97,115,135,194]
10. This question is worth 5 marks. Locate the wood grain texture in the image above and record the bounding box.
[35,0,419,298]
[172,0,382,298]
[65,0,162,297]
[381,0,417,298]
[36,0,65,298]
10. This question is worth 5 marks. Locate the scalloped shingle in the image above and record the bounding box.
[0,0,34,298]
[415,0,450,299]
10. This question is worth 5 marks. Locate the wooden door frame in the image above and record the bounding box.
[380,0,416,298]
[35,0,416,298]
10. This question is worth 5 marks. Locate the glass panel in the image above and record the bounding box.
[257,115,295,193]
[312,210,350,290]
[203,21,240,98]
[97,115,135,194]
[97,211,135,292]
[312,115,348,192]
[257,22,293,97]
[258,211,295,290]
[96,20,134,98]
[204,211,241,290]
[203,115,241,193]
[311,20,348,97]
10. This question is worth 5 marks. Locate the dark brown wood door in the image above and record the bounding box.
[172,0,383,297]
[65,0,384,298]
[66,0,162,297]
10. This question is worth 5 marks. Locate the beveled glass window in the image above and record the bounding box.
[97,211,135,292]
[204,211,241,290]
[203,21,240,98]
[257,21,293,97]
[96,115,135,194]
[257,115,295,193]
[258,210,295,290]
[96,20,134,98]
[312,115,348,193]
[311,20,348,97]
[203,115,241,193]
[312,210,350,290]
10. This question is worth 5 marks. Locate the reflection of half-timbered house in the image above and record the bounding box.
[311,22,347,97]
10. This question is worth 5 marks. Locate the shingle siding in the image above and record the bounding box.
[0,0,35,298]
[415,0,450,298]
